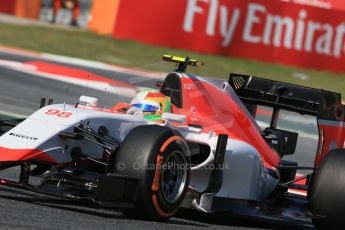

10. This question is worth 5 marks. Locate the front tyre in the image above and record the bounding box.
[113,125,190,220]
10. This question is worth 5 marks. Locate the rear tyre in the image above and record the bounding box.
[310,148,345,229]
[113,125,190,220]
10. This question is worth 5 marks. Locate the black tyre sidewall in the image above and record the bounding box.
[113,125,190,219]
[310,148,345,227]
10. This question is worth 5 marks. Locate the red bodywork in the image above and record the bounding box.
[316,121,345,166]
[106,73,280,169]
[183,76,279,168]
[0,147,57,163]
[161,75,280,169]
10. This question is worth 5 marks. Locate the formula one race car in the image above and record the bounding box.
[0,55,344,229]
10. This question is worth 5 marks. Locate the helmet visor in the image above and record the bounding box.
[132,103,159,112]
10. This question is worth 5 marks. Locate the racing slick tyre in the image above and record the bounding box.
[113,125,190,220]
[310,148,345,229]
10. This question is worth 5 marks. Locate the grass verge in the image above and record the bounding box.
[0,22,344,99]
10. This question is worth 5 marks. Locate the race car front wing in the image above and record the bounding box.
[0,162,138,209]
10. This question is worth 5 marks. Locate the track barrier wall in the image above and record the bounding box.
[15,0,41,19]
[0,0,41,19]
[1,0,345,73]
[88,0,121,34]
[0,0,16,15]
[112,0,345,73]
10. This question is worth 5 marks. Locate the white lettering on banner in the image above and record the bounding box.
[334,23,345,58]
[304,21,321,52]
[263,15,294,49]
[243,3,265,43]
[183,1,345,58]
[315,24,333,55]
[220,6,240,46]
[295,10,306,50]
[292,0,331,9]
[183,0,207,32]
[183,0,241,46]
[206,0,218,35]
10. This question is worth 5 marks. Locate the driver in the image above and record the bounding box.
[127,89,171,121]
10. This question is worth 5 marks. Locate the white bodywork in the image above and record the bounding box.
[0,104,150,163]
[0,102,278,207]
[176,128,278,207]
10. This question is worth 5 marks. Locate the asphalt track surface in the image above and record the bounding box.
[0,50,315,229]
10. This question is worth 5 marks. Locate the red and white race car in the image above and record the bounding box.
[0,55,344,229]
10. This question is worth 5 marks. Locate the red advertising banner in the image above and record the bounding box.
[113,0,345,73]
[0,0,15,14]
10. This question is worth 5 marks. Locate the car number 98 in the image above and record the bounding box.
[45,109,72,118]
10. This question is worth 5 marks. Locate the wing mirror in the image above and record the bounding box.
[162,113,186,124]
[79,96,98,107]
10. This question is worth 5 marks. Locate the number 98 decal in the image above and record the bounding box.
[45,109,73,118]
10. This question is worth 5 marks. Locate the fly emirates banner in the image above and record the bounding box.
[113,0,345,73]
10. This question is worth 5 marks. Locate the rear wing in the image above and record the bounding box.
[229,73,344,122]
